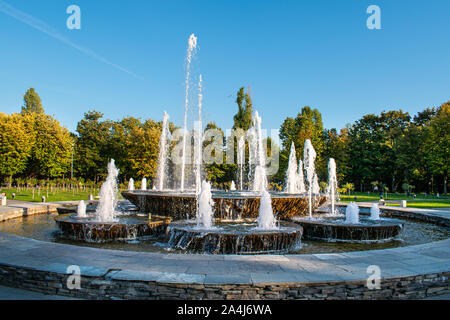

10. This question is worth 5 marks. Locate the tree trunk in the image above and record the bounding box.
[444,175,448,195]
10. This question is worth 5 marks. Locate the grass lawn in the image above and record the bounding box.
[0,188,126,203]
[385,201,450,209]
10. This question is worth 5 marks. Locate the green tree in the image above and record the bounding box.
[22,88,44,115]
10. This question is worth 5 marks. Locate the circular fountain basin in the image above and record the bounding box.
[55,215,171,243]
[122,190,327,221]
[292,216,404,243]
[167,220,303,254]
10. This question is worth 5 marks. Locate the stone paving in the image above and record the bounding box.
[0,200,448,299]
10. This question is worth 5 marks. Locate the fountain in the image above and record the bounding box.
[327,158,338,215]
[196,181,215,229]
[285,142,299,194]
[345,202,360,224]
[297,159,306,193]
[156,112,171,191]
[141,178,147,191]
[304,139,317,218]
[77,200,87,218]
[370,203,381,220]
[128,178,135,191]
[237,136,245,190]
[230,181,236,191]
[257,190,278,230]
[95,159,120,222]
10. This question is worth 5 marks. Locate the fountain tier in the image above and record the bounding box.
[122,190,327,221]
[167,220,303,254]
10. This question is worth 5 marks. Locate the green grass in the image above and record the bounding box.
[385,201,450,209]
[0,188,126,203]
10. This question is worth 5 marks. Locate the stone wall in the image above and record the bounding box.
[0,264,448,300]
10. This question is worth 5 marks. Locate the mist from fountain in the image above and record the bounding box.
[196,180,215,229]
[238,136,245,190]
[180,34,198,192]
[156,112,171,191]
[345,202,360,224]
[370,203,381,220]
[94,159,119,222]
[128,178,134,191]
[77,200,87,218]
[285,142,299,193]
[304,139,317,218]
[141,178,147,191]
[327,158,338,215]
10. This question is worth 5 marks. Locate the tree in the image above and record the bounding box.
[22,88,44,115]
[27,113,73,178]
[232,87,253,131]
[0,113,35,184]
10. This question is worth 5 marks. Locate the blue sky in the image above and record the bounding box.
[0,0,449,134]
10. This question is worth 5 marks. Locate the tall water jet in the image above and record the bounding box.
[141,178,147,191]
[128,178,134,191]
[297,159,306,193]
[345,202,360,224]
[237,136,245,190]
[180,33,198,192]
[197,181,214,229]
[194,75,203,194]
[77,200,87,218]
[285,142,299,193]
[304,139,317,218]
[95,159,119,222]
[257,190,278,230]
[327,158,338,215]
[230,181,236,191]
[312,173,320,195]
[156,112,171,191]
[252,111,268,192]
[370,203,381,220]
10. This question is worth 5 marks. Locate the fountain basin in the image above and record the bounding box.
[55,215,171,243]
[122,190,327,221]
[167,220,303,254]
[291,217,404,243]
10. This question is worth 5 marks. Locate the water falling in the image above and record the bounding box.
[196,180,215,229]
[195,75,203,194]
[345,202,360,224]
[237,136,245,190]
[180,33,198,192]
[128,178,134,191]
[141,178,147,191]
[77,200,87,218]
[94,159,119,222]
[285,142,299,193]
[156,112,171,191]
[257,190,278,230]
[304,139,317,218]
[327,158,338,215]
[370,203,381,220]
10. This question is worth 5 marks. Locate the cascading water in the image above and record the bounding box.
[370,203,381,220]
[285,142,299,193]
[327,158,338,215]
[237,136,245,190]
[180,33,198,192]
[94,159,119,222]
[304,139,317,218]
[77,200,87,218]
[156,112,171,191]
[196,180,215,229]
[345,202,360,224]
[141,178,147,191]
[128,178,134,191]
[195,75,203,194]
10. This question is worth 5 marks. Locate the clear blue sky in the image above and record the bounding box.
[0,0,449,134]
